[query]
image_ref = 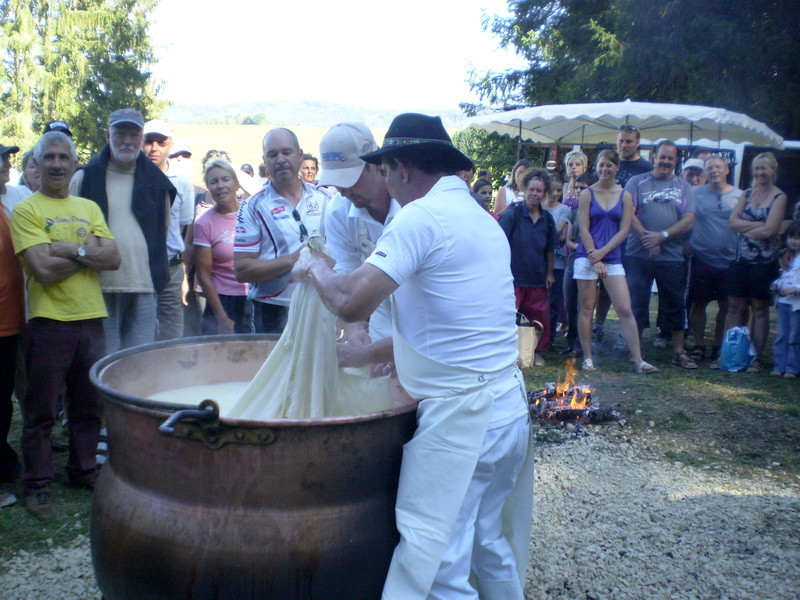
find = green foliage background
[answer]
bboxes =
[470,0,800,139]
[0,0,164,163]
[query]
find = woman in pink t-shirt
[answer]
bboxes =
[194,159,253,334]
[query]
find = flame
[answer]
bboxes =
[556,360,590,410]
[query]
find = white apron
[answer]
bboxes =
[382,321,535,600]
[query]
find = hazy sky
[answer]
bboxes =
[149,0,525,110]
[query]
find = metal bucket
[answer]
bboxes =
[89,335,418,600]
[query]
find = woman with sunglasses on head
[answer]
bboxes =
[193,158,253,334]
[494,158,530,215]
[574,149,657,374]
[724,152,787,373]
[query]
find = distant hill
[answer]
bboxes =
[163,100,468,129]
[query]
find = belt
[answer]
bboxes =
[169,254,183,267]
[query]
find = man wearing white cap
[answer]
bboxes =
[70,108,176,353]
[318,122,401,348]
[294,113,532,600]
[143,119,195,340]
[681,157,706,187]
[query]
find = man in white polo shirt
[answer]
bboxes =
[318,122,401,347]
[294,113,532,600]
[234,127,329,333]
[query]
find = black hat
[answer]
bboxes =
[44,120,73,137]
[360,113,473,171]
[0,144,20,157]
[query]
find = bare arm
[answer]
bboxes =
[294,251,398,323]
[195,245,234,334]
[494,187,508,214]
[49,235,120,272]
[26,236,120,284]
[234,247,304,284]
[577,189,595,253]
[735,194,787,240]
[337,336,394,368]
[641,211,695,249]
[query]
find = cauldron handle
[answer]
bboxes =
[159,399,219,434]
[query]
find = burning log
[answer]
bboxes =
[528,360,597,423]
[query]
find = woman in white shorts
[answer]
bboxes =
[574,149,657,374]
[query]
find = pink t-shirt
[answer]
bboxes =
[194,209,247,297]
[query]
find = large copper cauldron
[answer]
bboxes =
[89,335,418,600]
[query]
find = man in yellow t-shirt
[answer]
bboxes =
[11,132,120,520]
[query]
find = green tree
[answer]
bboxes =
[453,128,545,193]
[0,0,163,161]
[473,0,800,139]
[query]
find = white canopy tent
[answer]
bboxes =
[466,100,785,149]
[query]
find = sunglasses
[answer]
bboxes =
[618,125,638,132]
[292,209,308,243]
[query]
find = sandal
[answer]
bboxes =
[581,358,597,371]
[688,345,705,361]
[636,361,658,374]
[746,360,763,373]
[673,351,698,370]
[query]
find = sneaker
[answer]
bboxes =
[746,360,763,373]
[653,336,669,349]
[25,491,55,520]
[581,358,597,372]
[0,491,17,508]
[533,353,546,367]
[709,358,720,370]
[770,370,783,377]
[784,373,797,379]
[613,334,628,351]
[635,361,659,374]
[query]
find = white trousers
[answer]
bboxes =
[428,412,529,600]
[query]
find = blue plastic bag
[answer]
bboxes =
[719,326,757,372]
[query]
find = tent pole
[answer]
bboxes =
[517,120,522,161]
[690,122,694,146]
[718,124,722,149]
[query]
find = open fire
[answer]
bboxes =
[529,360,596,422]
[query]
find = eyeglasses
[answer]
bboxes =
[292,209,308,243]
[618,125,638,132]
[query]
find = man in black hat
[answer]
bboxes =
[294,113,532,600]
[43,120,73,138]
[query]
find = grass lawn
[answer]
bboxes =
[1,295,798,559]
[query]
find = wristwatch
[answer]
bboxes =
[75,244,87,260]
[661,231,669,239]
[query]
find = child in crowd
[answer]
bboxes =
[770,221,800,378]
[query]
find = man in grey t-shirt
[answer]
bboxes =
[687,156,742,364]
[623,140,696,368]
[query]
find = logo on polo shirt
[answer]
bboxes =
[306,199,320,213]
[375,251,387,258]
[271,205,286,215]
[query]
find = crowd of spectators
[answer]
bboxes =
[1,114,798,521]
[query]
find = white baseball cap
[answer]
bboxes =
[318,122,379,188]
[683,158,705,171]
[143,119,173,138]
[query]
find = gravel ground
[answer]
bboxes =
[2,426,798,600]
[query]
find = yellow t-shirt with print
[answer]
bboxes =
[11,192,113,321]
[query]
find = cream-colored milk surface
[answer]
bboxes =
[148,382,251,416]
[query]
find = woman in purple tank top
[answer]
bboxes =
[574,149,657,374]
